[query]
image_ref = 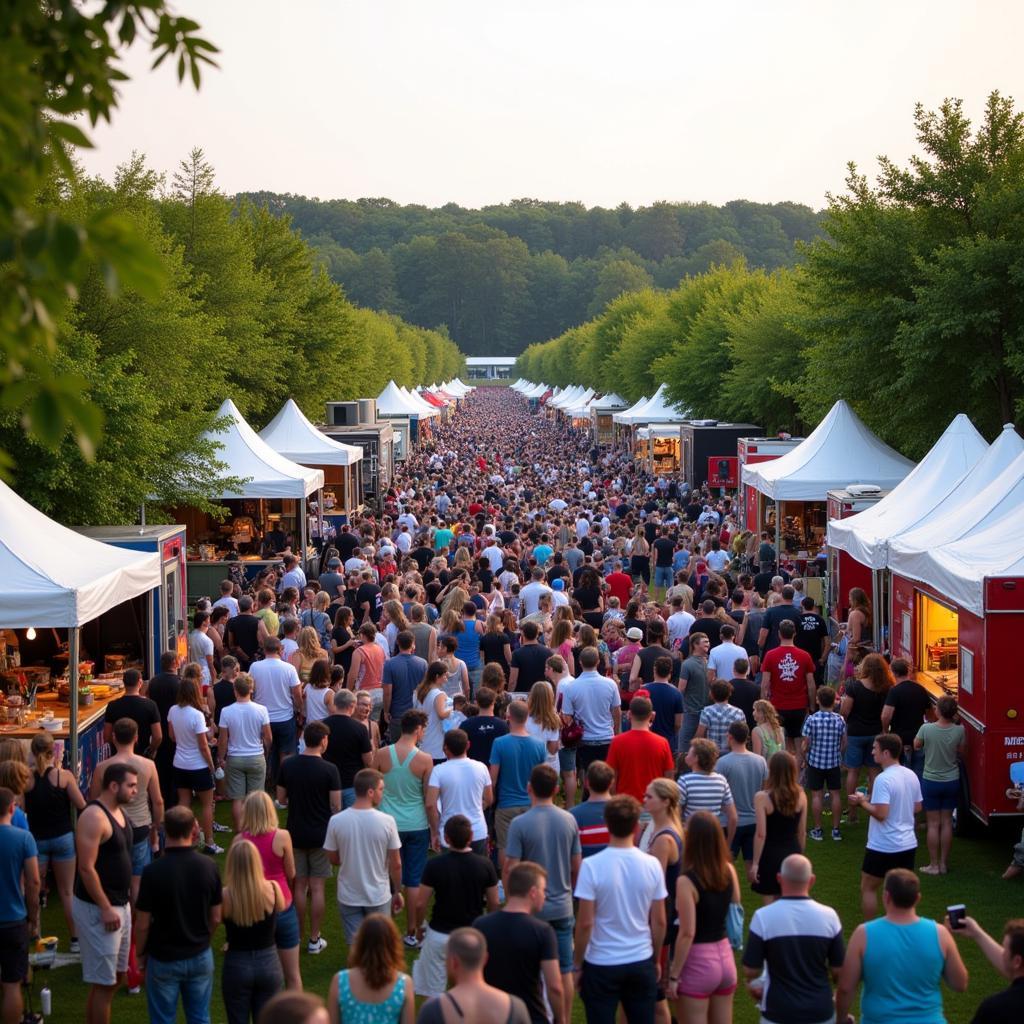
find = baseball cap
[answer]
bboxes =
[626,626,643,641]
[551,578,565,591]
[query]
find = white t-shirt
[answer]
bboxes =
[708,641,747,681]
[519,581,553,617]
[481,545,505,573]
[667,610,696,649]
[706,549,730,573]
[574,846,667,965]
[323,807,401,906]
[304,686,333,723]
[428,757,491,842]
[551,589,570,609]
[168,704,209,770]
[188,629,215,685]
[562,672,620,744]
[867,763,922,853]
[525,718,560,770]
[281,637,298,662]
[213,595,239,618]
[249,657,300,723]
[219,700,270,757]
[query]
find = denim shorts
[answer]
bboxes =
[548,915,575,973]
[922,776,959,812]
[131,836,152,877]
[398,829,430,887]
[35,831,75,865]
[558,747,577,773]
[275,901,300,950]
[844,734,877,769]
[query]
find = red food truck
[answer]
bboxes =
[738,436,804,531]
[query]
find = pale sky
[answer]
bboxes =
[80,0,1024,210]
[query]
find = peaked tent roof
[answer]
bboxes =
[612,395,651,424]
[0,481,161,628]
[259,399,364,467]
[399,385,440,418]
[204,399,324,499]
[449,377,474,392]
[417,390,447,408]
[741,400,914,501]
[888,428,1024,568]
[550,386,581,409]
[631,383,691,424]
[827,414,988,569]
[591,393,628,411]
[376,381,423,418]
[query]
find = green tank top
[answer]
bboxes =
[380,745,428,832]
[757,724,784,758]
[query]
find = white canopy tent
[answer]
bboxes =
[612,395,651,425]
[398,385,440,418]
[527,382,550,398]
[741,400,914,501]
[827,414,988,569]
[550,386,582,409]
[376,381,428,418]
[449,377,474,393]
[591,393,627,410]
[259,399,364,467]
[0,478,161,776]
[631,383,690,425]
[204,399,324,500]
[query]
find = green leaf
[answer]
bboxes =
[48,120,93,149]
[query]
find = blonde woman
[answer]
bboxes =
[300,591,333,650]
[381,600,410,655]
[237,791,300,990]
[526,681,561,770]
[453,545,474,572]
[221,839,286,1023]
[752,700,785,759]
[414,663,452,762]
[549,617,575,676]
[24,731,85,947]
[289,626,329,684]
[641,779,685,1024]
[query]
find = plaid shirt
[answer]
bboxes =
[801,710,847,769]
[699,701,746,753]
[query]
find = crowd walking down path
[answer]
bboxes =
[4,385,1023,1024]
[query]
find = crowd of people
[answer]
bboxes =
[1,386,1022,1024]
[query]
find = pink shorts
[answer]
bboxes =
[676,938,737,999]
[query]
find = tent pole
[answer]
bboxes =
[299,498,308,575]
[68,628,80,783]
[775,501,782,571]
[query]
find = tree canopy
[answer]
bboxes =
[516,92,1024,455]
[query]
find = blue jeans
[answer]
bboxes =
[146,948,214,1024]
[268,719,297,784]
[653,566,673,591]
[677,712,701,770]
[221,947,282,1024]
[341,787,357,809]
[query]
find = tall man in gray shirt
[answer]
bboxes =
[504,763,581,1024]
[716,721,768,864]
[678,631,710,759]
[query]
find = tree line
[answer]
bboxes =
[515,92,1024,461]
[243,193,823,356]
[1,148,464,526]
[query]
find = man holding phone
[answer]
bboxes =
[945,913,1024,1022]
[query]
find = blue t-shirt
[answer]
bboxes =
[642,682,685,752]
[533,544,553,567]
[570,800,610,858]
[11,807,28,831]
[381,653,428,719]
[0,823,37,921]
[489,734,545,808]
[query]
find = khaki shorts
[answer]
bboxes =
[495,805,528,850]
[412,925,449,998]
[293,846,332,878]
[225,755,266,799]
[72,897,131,986]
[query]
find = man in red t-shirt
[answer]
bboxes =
[760,618,816,757]
[605,562,634,608]
[606,696,675,801]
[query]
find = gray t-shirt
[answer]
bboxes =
[716,751,768,827]
[506,804,581,921]
[679,656,709,714]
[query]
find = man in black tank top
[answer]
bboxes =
[72,761,136,1024]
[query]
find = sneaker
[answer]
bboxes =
[832,828,842,841]
[128,986,141,995]
[202,843,224,856]
[69,937,80,955]
[809,827,824,841]
[403,933,420,948]
[212,822,232,833]
[307,935,328,955]
[274,799,288,810]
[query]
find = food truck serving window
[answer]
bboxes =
[916,592,959,680]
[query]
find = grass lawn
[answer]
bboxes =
[36,800,1020,1023]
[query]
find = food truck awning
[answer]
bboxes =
[204,399,324,500]
[741,399,914,501]
[827,414,988,569]
[888,472,1024,617]
[259,399,364,467]
[0,478,160,628]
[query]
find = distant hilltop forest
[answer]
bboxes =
[240,194,823,356]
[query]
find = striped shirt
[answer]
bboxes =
[570,800,610,858]
[677,771,733,822]
[801,711,847,770]
[699,702,747,753]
